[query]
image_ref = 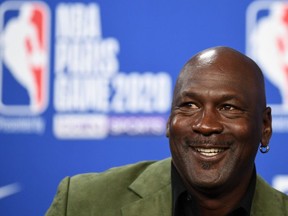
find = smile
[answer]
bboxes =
[194,148,225,157]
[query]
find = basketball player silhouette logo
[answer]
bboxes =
[249,2,288,107]
[0,2,49,115]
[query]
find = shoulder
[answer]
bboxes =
[68,158,171,213]
[45,158,172,216]
[251,175,288,215]
[255,175,288,200]
[70,158,171,188]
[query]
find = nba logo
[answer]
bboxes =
[246,1,288,109]
[0,1,50,115]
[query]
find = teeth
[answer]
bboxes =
[195,148,224,157]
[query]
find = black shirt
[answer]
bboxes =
[171,163,256,216]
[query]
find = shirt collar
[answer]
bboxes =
[171,163,187,214]
[171,163,256,215]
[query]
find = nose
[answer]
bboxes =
[191,108,224,136]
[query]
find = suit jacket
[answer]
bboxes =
[45,158,288,216]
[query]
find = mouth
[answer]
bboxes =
[194,147,227,157]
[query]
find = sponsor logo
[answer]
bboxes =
[0,1,49,134]
[0,183,21,200]
[0,1,50,115]
[247,1,288,132]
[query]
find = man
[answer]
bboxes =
[45,46,288,216]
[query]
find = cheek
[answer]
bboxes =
[169,115,191,135]
[228,118,261,142]
[168,116,189,155]
[227,119,261,156]
[168,115,196,166]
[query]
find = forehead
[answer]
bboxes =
[173,47,266,107]
[186,65,250,85]
[176,62,261,102]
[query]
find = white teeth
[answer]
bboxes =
[195,148,224,157]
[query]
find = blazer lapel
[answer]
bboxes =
[121,158,172,216]
[121,184,171,216]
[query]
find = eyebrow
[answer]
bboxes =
[181,91,245,102]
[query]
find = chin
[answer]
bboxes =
[186,167,231,191]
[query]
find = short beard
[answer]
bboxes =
[201,161,212,170]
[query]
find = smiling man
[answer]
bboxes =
[167,46,277,216]
[46,47,288,216]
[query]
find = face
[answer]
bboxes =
[167,50,272,192]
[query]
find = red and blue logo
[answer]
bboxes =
[247,1,288,108]
[0,1,50,115]
[247,1,288,132]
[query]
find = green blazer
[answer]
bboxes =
[45,158,288,216]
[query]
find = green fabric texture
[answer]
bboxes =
[45,158,288,216]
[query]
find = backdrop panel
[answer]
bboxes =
[0,1,287,215]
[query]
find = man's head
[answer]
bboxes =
[166,46,272,194]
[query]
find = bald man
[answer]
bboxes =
[46,47,288,216]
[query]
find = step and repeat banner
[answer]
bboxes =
[0,0,287,215]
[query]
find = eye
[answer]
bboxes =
[219,104,245,116]
[180,102,199,109]
[220,105,236,111]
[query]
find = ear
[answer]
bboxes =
[166,117,171,137]
[261,107,272,147]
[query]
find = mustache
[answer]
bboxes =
[183,137,234,147]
